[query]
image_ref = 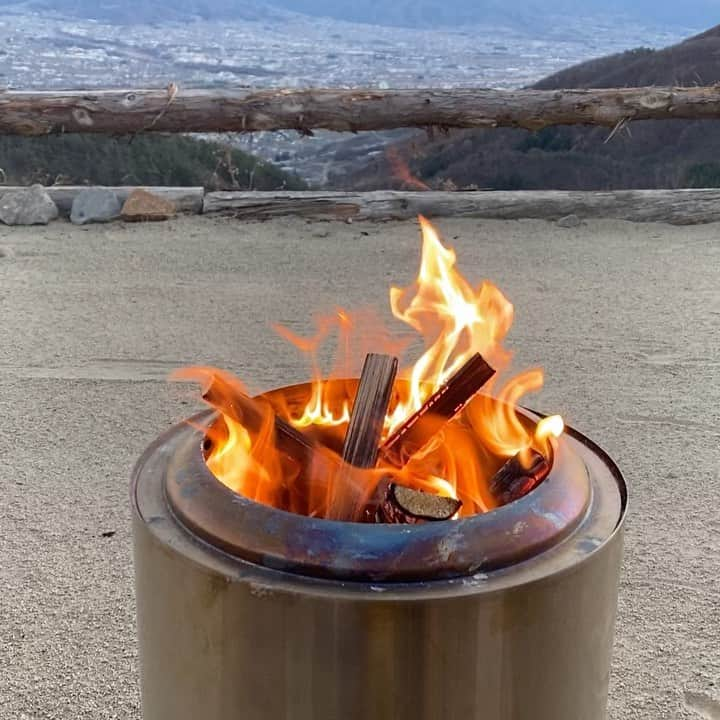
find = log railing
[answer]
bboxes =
[2,86,720,136]
[201,188,720,224]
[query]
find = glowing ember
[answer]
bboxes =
[174,216,564,521]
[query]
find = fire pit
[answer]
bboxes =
[131,217,627,720]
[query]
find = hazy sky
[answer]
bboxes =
[1,0,715,30]
[269,0,716,27]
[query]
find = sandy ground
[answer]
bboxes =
[0,215,718,719]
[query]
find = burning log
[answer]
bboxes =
[200,372,315,462]
[200,372,350,517]
[381,353,495,467]
[311,354,398,521]
[341,353,399,468]
[489,448,550,505]
[378,483,462,524]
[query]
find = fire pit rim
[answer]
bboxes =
[131,415,626,599]
[132,400,623,582]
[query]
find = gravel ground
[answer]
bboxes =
[0,215,718,719]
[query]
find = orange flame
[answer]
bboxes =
[387,215,514,430]
[386,147,430,191]
[178,217,564,520]
[173,367,293,510]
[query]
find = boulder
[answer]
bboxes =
[0,185,59,226]
[70,188,122,225]
[121,189,176,222]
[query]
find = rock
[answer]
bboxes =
[557,213,582,228]
[0,185,59,226]
[121,189,176,222]
[71,188,122,225]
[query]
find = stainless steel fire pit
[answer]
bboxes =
[131,387,626,720]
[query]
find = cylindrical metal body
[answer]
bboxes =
[132,405,626,720]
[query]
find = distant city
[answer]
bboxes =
[0,8,692,90]
[0,6,697,184]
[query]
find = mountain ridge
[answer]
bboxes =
[535,23,720,89]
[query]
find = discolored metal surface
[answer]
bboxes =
[132,385,627,720]
[162,402,594,581]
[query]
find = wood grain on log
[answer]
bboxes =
[2,86,720,136]
[0,185,204,215]
[202,188,720,225]
[377,483,463,524]
[341,354,398,469]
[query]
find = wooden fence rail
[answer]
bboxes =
[201,189,720,225]
[3,86,720,136]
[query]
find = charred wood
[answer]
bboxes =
[341,353,399,468]
[377,483,462,523]
[381,353,495,467]
[489,448,550,505]
[201,373,315,462]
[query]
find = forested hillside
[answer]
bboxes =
[0,134,305,190]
